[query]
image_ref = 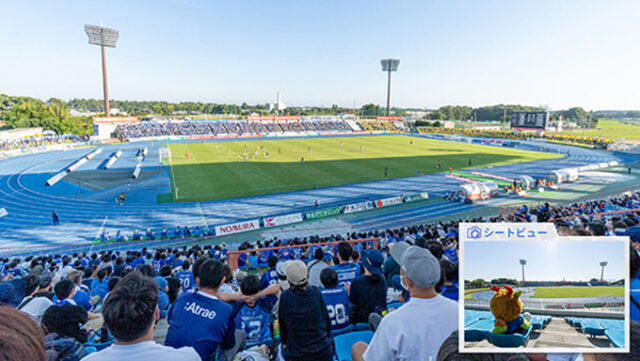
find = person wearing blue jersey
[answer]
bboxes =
[177,260,195,292]
[230,275,279,346]
[259,256,279,290]
[68,271,93,311]
[257,248,272,268]
[165,259,242,361]
[329,242,360,291]
[439,259,459,302]
[82,271,200,361]
[152,253,164,273]
[247,252,259,269]
[319,268,351,332]
[91,268,110,302]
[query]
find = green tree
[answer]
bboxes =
[360,103,381,116]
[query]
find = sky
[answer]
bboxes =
[464,240,626,282]
[1,0,639,110]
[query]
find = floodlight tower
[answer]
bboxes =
[519,259,527,283]
[600,261,608,281]
[84,25,119,117]
[380,59,400,116]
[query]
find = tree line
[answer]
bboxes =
[2,93,632,136]
[424,104,597,127]
[0,94,93,136]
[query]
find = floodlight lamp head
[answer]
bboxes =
[84,24,119,47]
[519,259,527,265]
[381,59,400,72]
[600,261,608,267]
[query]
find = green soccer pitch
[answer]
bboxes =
[532,286,624,299]
[164,135,560,202]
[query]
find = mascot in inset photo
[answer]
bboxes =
[489,285,531,334]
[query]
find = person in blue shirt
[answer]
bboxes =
[259,256,279,290]
[146,228,155,240]
[165,259,240,361]
[329,242,360,291]
[258,249,272,268]
[319,268,351,332]
[68,271,93,311]
[152,253,164,273]
[4,261,22,278]
[230,275,278,347]
[90,268,110,302]
[177,259,195,292]
[439,259,458,302]
[173,226,182,239]
[247,252,259,269]
[161,227,169,239]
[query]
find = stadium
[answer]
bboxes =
[2,2,640,361]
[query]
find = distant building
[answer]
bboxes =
[69,109,97,117]
[443,120,455,129]
[266,92,286,112]
[404,110,431,120]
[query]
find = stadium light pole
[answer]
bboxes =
[519,259,527,283]
[380,59,399,116]
[84,25,119,117]
[600,261,608,281]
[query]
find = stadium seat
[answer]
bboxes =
[485,326,532,348]
[84,347,97,354]
[604,329,625,348]
[84,339,115,351]
[84,331,115,351]
[333,330,374,361]
[582,319,607,336]
[530,315,547,330]
[386,302,404,312]
[332,325,354,336]
[354,323,370,331]
[464,318,495,342]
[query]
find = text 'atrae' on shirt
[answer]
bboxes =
[165,291,235,361]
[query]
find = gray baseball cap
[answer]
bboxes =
[390,241,440,288]
[284,260,308,286]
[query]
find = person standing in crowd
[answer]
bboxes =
[320,268,351,332]
[52,211,59,226]
[352,242,458,361]
[165,259,241,361]
[349,249,387,324]
[279,260,333,361]
[308,248,329,287]
[330,242,360,291]
[83,271,201,361]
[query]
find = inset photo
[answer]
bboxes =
[461,232,629,353]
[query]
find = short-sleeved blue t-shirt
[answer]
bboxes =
[165,291,236,361]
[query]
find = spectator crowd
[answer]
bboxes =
[114,120,353,140]
[0,189,639,360]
